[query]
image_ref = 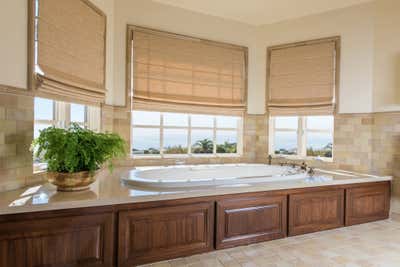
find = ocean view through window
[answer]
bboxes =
[270,116,333,159]
[131,111,243,157]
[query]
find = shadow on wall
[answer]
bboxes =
[395,53,400,103]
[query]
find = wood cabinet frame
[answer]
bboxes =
[216,194,287,249]
[0,181,390,266]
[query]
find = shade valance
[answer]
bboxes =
[129,26,247,112]
[267,37,339,115]
[32,0,106,106]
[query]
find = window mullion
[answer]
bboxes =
[268,117,274,155]
[298,117,306,157]
[213,117,217,154]
[188,116,192,155]
[160,113,164,157]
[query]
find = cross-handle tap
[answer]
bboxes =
[307,166,315,176]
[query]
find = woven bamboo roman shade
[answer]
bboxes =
[33,0,106,106]
[129,26,247,115]
[267,37,339,115]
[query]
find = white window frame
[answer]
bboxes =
[33,97,100,172]
[269,116,334,161]
[131,111,243,158]
[34,101,88,129]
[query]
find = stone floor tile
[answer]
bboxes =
[139,219,400,267]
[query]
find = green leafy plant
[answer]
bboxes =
[32,123,126,174]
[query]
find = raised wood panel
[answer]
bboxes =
[289,189,344,236]
[118,202,214,267]
[0,212,114,267]
[216,195,287,249]
[346,182,390,226]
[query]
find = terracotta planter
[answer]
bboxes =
[47,171,97,191]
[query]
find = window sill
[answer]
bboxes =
[271,154,333,163]
[130,153,242,160]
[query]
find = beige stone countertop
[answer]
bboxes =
[0,166,392,216]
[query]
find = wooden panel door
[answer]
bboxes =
[0,212,114,267]
[216,195,287,249]
[346,182,390,226]
[118,202,214,266]
[289,189,344,236]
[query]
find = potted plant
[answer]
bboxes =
[32,123,126,191]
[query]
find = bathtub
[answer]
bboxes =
[121,164,331,189]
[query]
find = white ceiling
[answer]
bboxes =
[152,0,372,26]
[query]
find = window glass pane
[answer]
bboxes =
[34,123,52,139]
[191,130,213,154]
[163,129,188,154]
[274,131,297,155]
[216,130,237,153]
[34,98,53,120]
[132,111,160,126]
[216,116,239,128]
[70,103,85,123]
[307,116,333,130]
[132,128,160,155]
[307,132,333,158]
[191,114,214,127]
[275,116,298,129]
[164,112,188,127]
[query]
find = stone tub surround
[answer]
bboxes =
[0,166,391,216]
[270,112,400,207]
[0,83,400,209]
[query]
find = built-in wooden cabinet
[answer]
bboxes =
[345,182,390,226]
[0,181,391,267]
[118,202,214,267]
[216,194,287,249]
[288,189,345,236]
[0,209,114,267]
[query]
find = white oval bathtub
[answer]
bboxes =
[121,164,325,189]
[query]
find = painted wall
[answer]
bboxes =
[258,3,375,114]
[0,0,115,104]
[89,0,115,104]
[372,0,400,112]
[2,0,399,114]
[112,0,261,112]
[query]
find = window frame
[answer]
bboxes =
[269,116,334,161]
[33,97,96,173]
[131,111,243,158]
[34,99,89,131]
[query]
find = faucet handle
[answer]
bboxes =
[307,166,315,176]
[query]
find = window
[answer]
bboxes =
[128,25,247,115]
[33,97,100,172]
[131,111,242,157]
[30,0,106,105]
[269,116,333,159]
[267,37,339,115]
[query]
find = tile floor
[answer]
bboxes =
[140,215,400,267]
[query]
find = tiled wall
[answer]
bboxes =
[0,87,41,191]
[0,86,399,209]
[269,113,400,210]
